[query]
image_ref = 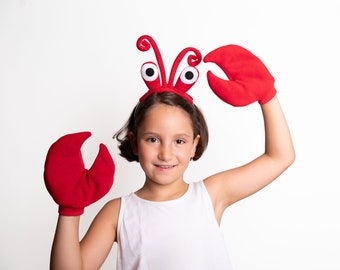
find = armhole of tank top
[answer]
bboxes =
[199,181,213,206]
[199,181,221,227]
[116,196,126,240]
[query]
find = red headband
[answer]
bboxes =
[137,35,202,104]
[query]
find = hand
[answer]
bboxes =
[204,44,276,106]
[44,132,115,216]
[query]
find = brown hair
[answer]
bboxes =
[113,92,209,162]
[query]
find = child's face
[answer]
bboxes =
[132,103,200,186]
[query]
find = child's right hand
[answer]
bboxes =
[43,132,115,216]
[203,44,277,106]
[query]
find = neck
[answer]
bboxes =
[135,179,189,202]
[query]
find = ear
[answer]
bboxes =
[191,135,200,157]
[128,132,138,155]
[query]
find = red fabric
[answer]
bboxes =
[204,45,276,106]
[44,132,115,216]
[137,35,201,104]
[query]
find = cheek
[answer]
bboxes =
[137,143,154,160]
[177,146,195,161]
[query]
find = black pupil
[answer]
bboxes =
[185,71,194,80]
[146,68,155,77]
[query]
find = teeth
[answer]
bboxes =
[157,165,174,168]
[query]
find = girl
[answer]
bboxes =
[45,36,295,269]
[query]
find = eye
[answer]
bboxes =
[176,139,186,145]
[146,137,159,143]
[141,62,159,82]
[174,66,199,92]
[179,66,199,84]
[140,62,162,92]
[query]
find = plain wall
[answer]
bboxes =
[1,0,339,269]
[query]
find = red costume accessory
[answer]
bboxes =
[44,132,115,216]
[204,44,277,106]
[137,35,202,104]
[137,35,276,106]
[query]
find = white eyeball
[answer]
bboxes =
[141,62,159,82]
[179,66,199,85]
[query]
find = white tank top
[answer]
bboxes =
[116,181,233,270]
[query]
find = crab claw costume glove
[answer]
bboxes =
[44,132,115,216]
[203,45,276,106]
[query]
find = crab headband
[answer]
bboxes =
[137,35,202,104]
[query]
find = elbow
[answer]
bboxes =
[283,147,296,170]
[269,146,296,172]
[289,143,296,165]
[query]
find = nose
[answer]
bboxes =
[158,143,172,161]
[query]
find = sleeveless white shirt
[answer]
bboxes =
[116,181,233,270]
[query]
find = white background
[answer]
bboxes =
[1,0,339,269]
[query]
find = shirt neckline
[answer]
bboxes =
[131,182,194,205]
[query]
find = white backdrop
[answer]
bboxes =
[1,0,339,269]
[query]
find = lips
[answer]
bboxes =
[155,164,176,169]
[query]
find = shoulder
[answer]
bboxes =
[90,198,122,239]
[104,197,122,209]
[99,197,121,222]
[79,197,122,256]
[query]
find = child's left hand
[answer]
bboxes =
[203,45,276,106]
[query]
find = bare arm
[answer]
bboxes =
[50,199,120,270]
[44,132,117,269]
[50,216,82,270]
[205,96,295,221]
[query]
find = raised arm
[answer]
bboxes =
[50,216,82,269]
[203,45,295,222]
[50,199,120,270]
[208,96,294,208]
[44,132,116,269]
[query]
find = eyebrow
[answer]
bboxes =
[141,132,192,139]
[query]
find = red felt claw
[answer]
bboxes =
[44,131,115,216]
[203,45,276,106]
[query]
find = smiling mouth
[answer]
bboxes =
[155,164,176,169]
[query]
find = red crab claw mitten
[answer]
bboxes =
[203,45,276,106]
[44,131,115,216]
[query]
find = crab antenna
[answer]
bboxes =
[136,35,167,86]
[168,47,202,87]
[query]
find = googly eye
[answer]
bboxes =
[174,66,199,92]
[140,62,162,92]
[179,66,199,85]
[141,62,159,82]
